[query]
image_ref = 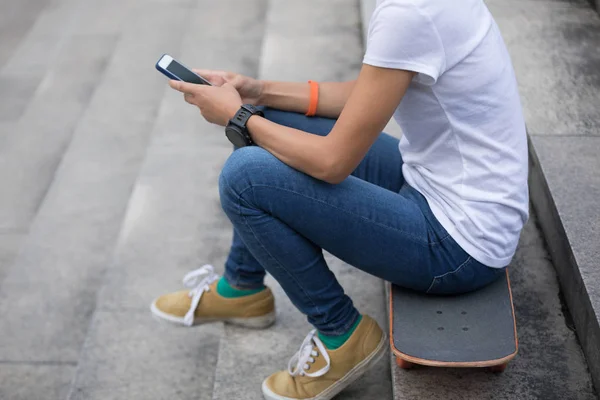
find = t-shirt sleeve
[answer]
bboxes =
[363,1,446,85]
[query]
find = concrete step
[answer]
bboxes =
[488,0,600,390]
[0,0,51,69]
[0,0,84,123]
[0,1,193,398]
[66,1,270,398]
[0,0,128,280]
[0,232,24,285]
[65,113,226,399]
[210,1,393,399]
[0,32,117,240]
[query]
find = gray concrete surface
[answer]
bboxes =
[0,33,116,233]
[529,137,599,303]
[529,136,600,393]
[0,0,84,122]
[486,0,600,391]
[68,1,268,398]
[487,0,600,137]
[0,0,192,398]
[0,232,24,283]
[0,0,50,68]
[0,0,189,359]
[0,363,76,400]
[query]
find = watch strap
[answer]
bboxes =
[230,104,263,130]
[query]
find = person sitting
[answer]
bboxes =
[151,0,529,398]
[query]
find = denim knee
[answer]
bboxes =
[219,146,277,215]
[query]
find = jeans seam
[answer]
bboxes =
[224,272,239,287]
[224,271,264,290]
[236,183,439,246]
[225,177,326,321]
[435,232,453,245]
[426,256,472,294]
[239,202,325,321]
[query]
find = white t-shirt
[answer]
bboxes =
[363,0,529,268]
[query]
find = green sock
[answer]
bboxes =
[318,315,363,350]
[216,277,264,298]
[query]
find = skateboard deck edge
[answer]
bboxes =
[388,269,518,368]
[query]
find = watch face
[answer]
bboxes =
[226,127,249,148]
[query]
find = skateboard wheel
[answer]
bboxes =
[395,357,414,369]
[489,363,508,373]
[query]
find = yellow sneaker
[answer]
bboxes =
[262,315,386,400]
[150,265,275,329]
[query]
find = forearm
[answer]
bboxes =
[258,80,355,119]
[246,65,413,185]
[247,116,339,182]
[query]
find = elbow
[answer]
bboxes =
[322,173,347,185]
[317,157,350,185]
[309,138,351,184]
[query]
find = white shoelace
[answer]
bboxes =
[182,264,220,326]
[288,329,331,378]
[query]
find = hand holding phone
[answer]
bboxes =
[155,54,212,85]
[156,54,266,127]
[157,55,264,106]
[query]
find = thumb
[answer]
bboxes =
[169,79,197,94]
[222,82,238,92]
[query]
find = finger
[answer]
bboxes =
[183,93,195,104]
[192,69,227,85]
[169,79,198,94]
[222,82,242,94]
[192,69,228,78]
[230,76,245,88]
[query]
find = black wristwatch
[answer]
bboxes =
[225,104,264,147]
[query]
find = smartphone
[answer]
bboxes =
[155,54,211,85]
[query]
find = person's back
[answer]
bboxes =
[365,0,529,268]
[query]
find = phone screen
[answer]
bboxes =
[166,60,210,85]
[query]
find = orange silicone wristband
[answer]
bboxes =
[306,80,319,117]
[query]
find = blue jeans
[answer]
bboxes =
[219,109,505,336]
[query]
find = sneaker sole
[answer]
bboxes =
[150,300,276,329]
[261,332,388,400]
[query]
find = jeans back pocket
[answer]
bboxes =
[427,257,505,295]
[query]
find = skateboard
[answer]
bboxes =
[389,269,517,372]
